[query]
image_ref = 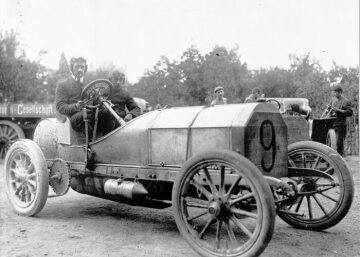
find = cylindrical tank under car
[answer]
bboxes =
[70,175,147,201]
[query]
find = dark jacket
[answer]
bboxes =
[330,95,353,127]
[55,76,83,117]
[110,87,141,118]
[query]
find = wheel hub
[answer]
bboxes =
[301,179,317,192]
[0,136,8,147]
[208,202,221,216]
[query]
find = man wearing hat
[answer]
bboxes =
[211,86,228,105]
[55,56,90,133]
[327,85,353,156]
[97,70,141,134]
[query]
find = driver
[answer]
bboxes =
[97,70,141,134]
[55,56,90,133]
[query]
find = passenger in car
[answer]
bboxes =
[97,70,141,134]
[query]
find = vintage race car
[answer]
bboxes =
[4,80,354,257]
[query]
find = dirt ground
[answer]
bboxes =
[0,157,359,257]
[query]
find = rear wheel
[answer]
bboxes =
[4,139,49,216]
[279,141,354,230]
[326,129,337,151]
[0,120,25,159]
[172,150,275,257]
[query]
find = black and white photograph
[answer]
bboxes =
[0,0,359,256]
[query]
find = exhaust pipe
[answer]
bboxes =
[104,179,148,200]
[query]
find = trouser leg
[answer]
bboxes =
[70,110,94,137]
[97,109,117,135]
[70,111,85,132]
[334,126,347,156]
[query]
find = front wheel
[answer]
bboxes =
[279,141,354,230]
[4,139,49,216]
[172,150,275,257]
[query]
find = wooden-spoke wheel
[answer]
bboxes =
[4,139,49,216]
[172,150,275,257]
[0,120,25,159]
[280,141,354,231]
[326,129,337,151]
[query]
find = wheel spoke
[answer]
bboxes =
[288,159,297,167]
[312,156,321,169]
[226,175,242,198]
[190,179,212,200]
[0,126,4,136]
[225,220,238,247]
[27,163,35,174]
[28,173,37,180]
[307,196,313,219]
[28,180,37,189]
[220,165,225,194]
[319,192,338,203]
[215,220,222,249]
[7,130,17,139]
[302,153,306,168]
[10,168,21,178]
[317,186,338,194]
[26,191,32,202]
[324,167,334,174]
[231,207,258,219]
[3,125,8,136]
[203,166,218,195]
[230,216,253,238]
[229,192,254,206]
[312,194,328,216]
[198,218,213,239]
[185,197,208,209]
[187,210,208,222]
[295,195,304,212]
[15,184,23,195]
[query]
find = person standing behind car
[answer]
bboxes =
[55,57,90,132]
[211,86,228,105]
[97,70,141,134]
[327,85,353,156]
[244,87,264,103]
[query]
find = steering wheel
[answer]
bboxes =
[80,79,113,109]
[265,99,281,110]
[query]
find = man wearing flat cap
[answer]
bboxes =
[55,56,90,132]
[327,84,353,156]
[211,86,228,105]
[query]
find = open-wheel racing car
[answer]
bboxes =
[4,79,354,257]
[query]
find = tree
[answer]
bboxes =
[0,30,46,103]
[58,51,70,76]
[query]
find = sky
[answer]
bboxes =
[1,0,358,83]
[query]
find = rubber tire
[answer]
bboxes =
[0,120,25,159]
[4,139,49,216]
[326,129,337,151]
[280,141,354,231]
[172,149,275,257]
